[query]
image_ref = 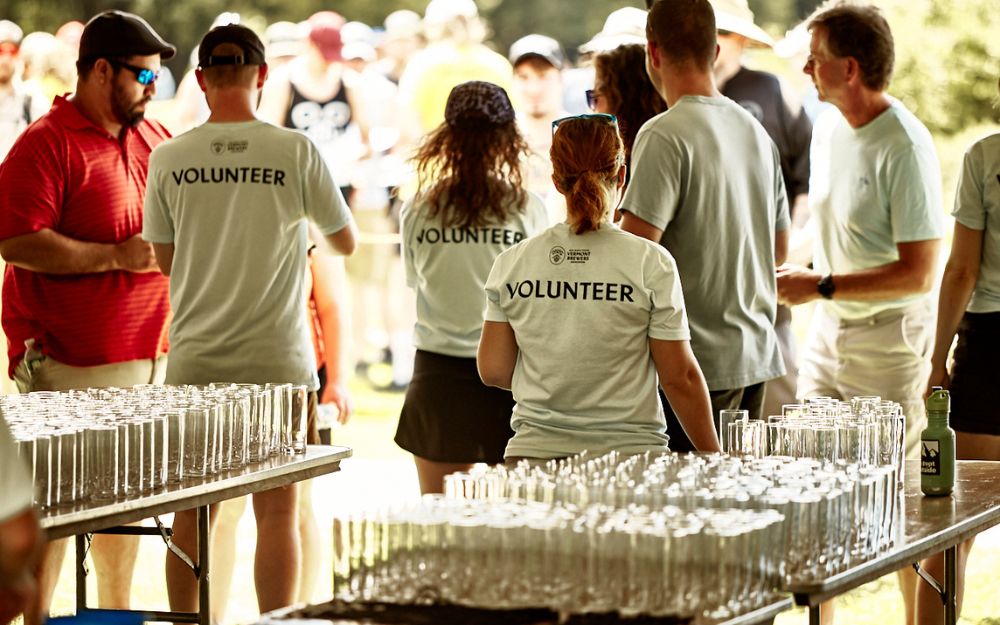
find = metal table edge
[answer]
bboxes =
[787,477,1000,605]
[708,596,795,625]
[40,445,352,540]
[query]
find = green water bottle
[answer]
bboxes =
[921,387,955,496]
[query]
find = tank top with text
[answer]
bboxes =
[283,81,360,188]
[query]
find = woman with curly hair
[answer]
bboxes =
[478,115,719,462]
[589,43,667,170]
[394,81,549,493]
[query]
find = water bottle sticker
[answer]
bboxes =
[921,440,941,476]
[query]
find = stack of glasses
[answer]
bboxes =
[4,383,311,510]
[333,494,783,620]
[721,396,906,491]
[332,445,902,620]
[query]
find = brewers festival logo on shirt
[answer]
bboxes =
[211,140,250,155]
[549,246,566,265]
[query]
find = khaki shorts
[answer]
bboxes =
[13,353,167,393]
[798,301,933,460]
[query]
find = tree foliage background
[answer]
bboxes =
[0,0,996,135]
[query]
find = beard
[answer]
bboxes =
[111,83,149,127]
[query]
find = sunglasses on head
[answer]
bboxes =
[110,60,161,86]
[551,113,618,136]
[585,89,601,111]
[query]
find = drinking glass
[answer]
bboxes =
[289,385,309,454]
[31,434,52,509]
[85,426,118,502]
[52,429,77,507]
[265,383,291,457]
[163,410,185,484]
[719,410,748,453]
[182,406,210,479]
[812,425,839,466]
[230,394,250,468]
[148,415,168,490]
[120,420,143,497]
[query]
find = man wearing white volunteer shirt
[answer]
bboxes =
[143,24,356,614]
[620,0,789,451]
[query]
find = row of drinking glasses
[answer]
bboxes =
[4,383,311,510]
[332,496,785,620]
[442,451,901,586]
[720,397,907,583]
[722,397,906,492]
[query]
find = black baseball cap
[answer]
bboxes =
[78,11,175,61]
[198,24,266,68]
[508,34,565,70]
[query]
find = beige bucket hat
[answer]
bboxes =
[578,7,648,55]
[711,0,774,47]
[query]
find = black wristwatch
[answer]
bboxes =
[817,274,836,299]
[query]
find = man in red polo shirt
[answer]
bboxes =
[0,11,174,619]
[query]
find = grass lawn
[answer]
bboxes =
[46,377,1000,625]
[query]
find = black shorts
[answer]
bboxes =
[949,312,1000,436]
[394,350,515,464]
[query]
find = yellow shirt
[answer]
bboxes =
[399,41,513,133]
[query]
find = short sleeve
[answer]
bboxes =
[646,247,691,341]
[0,126,65,239]
[301,139,352,235]
[772,143,791,233]
[0,419,33,522]
[619,127,683,231]
[887,144,945,243]
[400,200,418,288]
[483,252,509,323]
[142,149,175,244]
[951,142,985,231]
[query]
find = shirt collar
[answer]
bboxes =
[50,95,132,139]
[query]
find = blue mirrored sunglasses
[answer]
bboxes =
[111,60,161,86]
[551,113,618,136]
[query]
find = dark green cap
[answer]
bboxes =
[926,387,950,413]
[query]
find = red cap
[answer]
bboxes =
[308,11,344,62]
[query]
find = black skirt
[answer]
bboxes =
[394,349,515,464]
[949,311,1000,436]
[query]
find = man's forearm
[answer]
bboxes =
[0,229,120,274]
[830,260,936,301]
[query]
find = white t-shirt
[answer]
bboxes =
[0,418,33,522]
[143,120,353,388]
[484,223,690,459]
[810,99,945,319]
[952,132,1000,313]
[403,187,548,358]
[621,95,789,391]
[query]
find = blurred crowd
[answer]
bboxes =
[0,0,821,399]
